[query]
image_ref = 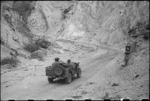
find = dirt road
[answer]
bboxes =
[1,49,118,100]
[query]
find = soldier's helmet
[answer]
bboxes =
[67,59,71,63]
[55,57,59,62]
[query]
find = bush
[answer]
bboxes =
[1,57,19,67]
[24,38,51,53]
[128,21,149,40]
[35,38,51,49]
[24,43,40,53]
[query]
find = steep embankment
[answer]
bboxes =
[27,1,149,45]
[1,1,149,59]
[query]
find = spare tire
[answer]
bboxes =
[53,65,63,76]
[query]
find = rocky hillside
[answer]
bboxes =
[1,1,149,65]
[28,1,149,44]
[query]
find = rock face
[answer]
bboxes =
[0,1,149,57]
[26,1,149,45]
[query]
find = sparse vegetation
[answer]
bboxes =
[128,21,149,40]
[24,38,51,53]
[35,38,51,49]
[1,57,19,67]
[24,43,40,53]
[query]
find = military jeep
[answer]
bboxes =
[45,62,81,84]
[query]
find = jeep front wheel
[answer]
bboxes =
[77,68,81,78]
[65,73,72,84]
[48,77,53,83]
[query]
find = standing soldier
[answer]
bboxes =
[122,37,132,67]
[122,36,137,67]
[123,46,131,67]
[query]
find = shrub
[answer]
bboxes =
[35,38,51,49]
[24,43,40,53]
[24,38,51,53]
[128,21,149,40]
[1,57,19,67]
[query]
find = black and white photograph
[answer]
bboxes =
[1,1,149,100]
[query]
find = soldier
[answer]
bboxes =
[67,59,76,69]
[124,50,130,66]
[52,57,60,66]
[67,59,72,68]
[122,35,137,67]
[122,44,132,67]
[52,57,66,67]
[67,59,71,64]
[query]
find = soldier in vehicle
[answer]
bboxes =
[67,59,76,69]
[52,57,64,65]
[67,59,71,64]
[52,57,60,66]
[67,59,72,68]
[52,57,66,68]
